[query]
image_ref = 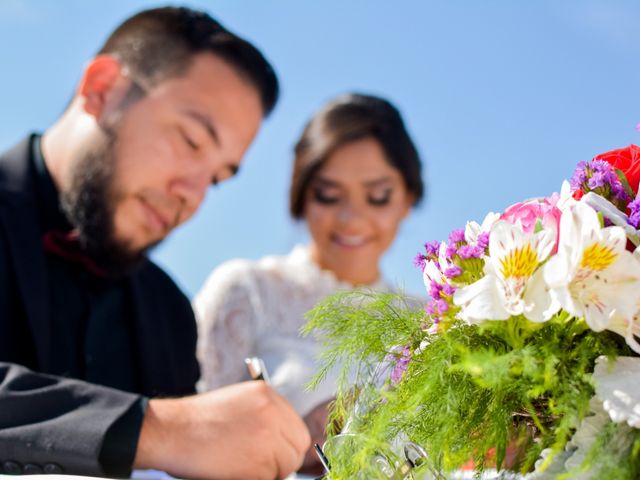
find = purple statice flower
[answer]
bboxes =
[591,160,630,201]
[442,283,457,296]
[477,231,490,249]
[611,181,632,204]
[587,170,607,189]
[570,159,631,204]
[426,289,450,317]
[436,298,449,314]
[629,197,640,229]
[587,159,617,185]
[425,302,436,316]
[444,265,462,278]
[424,241,440,258]
[414,253,427,271]
[457,244,484,259]
[448,229,465,244]
[390,345,412,384]
[445,243,457,258]
[570,161,588,191]
[428,281,443,299]
[636,123,640,133]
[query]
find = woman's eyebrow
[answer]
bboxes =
[313,175,394,188]
[312,176,340,188]
[364,177,393,188]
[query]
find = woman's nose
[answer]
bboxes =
[336,200,366,224]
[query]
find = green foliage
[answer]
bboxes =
[304,290,640,479]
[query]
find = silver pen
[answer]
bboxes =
[244,358,301,480]
[244,356,271,384]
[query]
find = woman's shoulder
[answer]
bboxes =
[195,249,303,298]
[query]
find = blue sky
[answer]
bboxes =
[1,1,639,297]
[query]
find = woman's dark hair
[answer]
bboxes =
[98,6,278,115]
[289,93,424,218]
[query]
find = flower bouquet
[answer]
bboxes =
[304,145,640,479]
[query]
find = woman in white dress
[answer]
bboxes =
[193,93,424,471]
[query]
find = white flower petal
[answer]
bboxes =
[581,192,640,241]
[597,225,627,255]
[523,268,559,322]
[533,227,555,262]
[464,220,482,245]
[488,220,526,263]
[593,355,640,428]
[423,259,444,287]
[582,304,613,332]
[437,240,449,270]
[555,180,578,212]
[607,314,640,354]
[453,276,510,323]
[480,211,500,232]
[543,253,573,289]
[549,285,582,319]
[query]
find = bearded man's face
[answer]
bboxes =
[63,53,264,275]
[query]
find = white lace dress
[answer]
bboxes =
[193,245,388,416]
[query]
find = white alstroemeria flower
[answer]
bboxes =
[422,241,448,289]
[464,212,500,245]
[422,258,443,289]
[581,192,640,246]
[453,220,556,324]
[607,250,640,353]
[593,355,640,427]
[607,310,640,353]
[555,180,578,212]
[543,202,640,332]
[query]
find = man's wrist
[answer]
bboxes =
[133,398,180,472]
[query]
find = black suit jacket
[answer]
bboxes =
[0,137,200,475]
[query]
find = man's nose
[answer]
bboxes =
[168,171,210,218]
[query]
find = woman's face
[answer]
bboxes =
[304,136,414,285]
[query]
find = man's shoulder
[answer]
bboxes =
[0,135,36,202]
[132,260,187,297]
[129,260,195,329]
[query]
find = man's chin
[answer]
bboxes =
[87,238,158,278]
[94,248,148,277]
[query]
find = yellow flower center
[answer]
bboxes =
[580,243,617,271]
[500,245,538,278]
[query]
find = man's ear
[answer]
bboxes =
[77,55,124,118]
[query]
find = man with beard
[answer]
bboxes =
[0,6,309,480]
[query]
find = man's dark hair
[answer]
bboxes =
[290,93,424,218]
[98,6,278,115]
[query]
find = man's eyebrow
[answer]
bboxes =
[212,164,240,186]
[184,110,220,145]
[228,165,240,177]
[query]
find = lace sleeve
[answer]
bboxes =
[193,260,263,390]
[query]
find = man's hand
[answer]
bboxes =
[134,381,311,479]
[299,399,331,475]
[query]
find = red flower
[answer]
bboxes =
[594,144,640,194]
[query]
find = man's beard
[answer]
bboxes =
[60,131,154,277]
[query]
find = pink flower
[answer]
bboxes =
[501,198,562,252]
